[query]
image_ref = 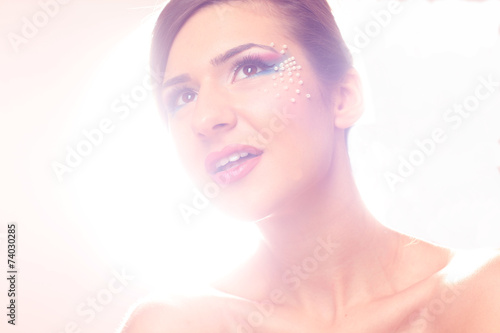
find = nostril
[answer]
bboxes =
[213,123,228,131]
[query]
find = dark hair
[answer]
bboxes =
[150,0,352,108]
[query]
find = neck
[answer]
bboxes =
[255,142,402,314]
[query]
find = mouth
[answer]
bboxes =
[205,144,263,185]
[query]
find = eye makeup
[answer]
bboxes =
[163,85,198,114]
[163,49,281,114]
[233,43,312,104]
[269,43,312,103]
[230,53,279,83]
[162,43,311,114]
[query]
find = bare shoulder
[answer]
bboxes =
[120,298,202,333]
[439,249,500,332]
[120,294,236,333]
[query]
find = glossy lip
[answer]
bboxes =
[205,144,263,185]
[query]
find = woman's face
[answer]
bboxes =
[163,3,341,220]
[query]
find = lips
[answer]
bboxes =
[205,144,263,185]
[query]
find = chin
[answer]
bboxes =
[211,191,276,222]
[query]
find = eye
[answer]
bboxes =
[242,65,259,76]
[232,57,274,82]
[178,91,197,105]
[233,64,263,81]
[167,89,198,112]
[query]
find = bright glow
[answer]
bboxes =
[66,16,261,295]
[442,249,499,284]
[384,1,499,58]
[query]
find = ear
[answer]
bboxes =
[333,68,364,129]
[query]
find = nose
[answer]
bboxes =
[191,83,237,139]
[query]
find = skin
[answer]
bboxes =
[122,3,500,332]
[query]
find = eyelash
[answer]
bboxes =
[231,54,275,82]
[165,55,276,114]
[165,85,196,114]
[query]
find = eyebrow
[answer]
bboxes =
[210,43,278,66]
[162,73,191,90]
[162,43,278,90]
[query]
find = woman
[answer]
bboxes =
[122,0,500,332]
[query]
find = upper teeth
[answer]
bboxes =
[216,152,249,169]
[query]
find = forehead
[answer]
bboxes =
[165,2,290,76]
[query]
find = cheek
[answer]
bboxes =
[237,46,318,146]
[267,44,313,106]
[272,64,310,103]
[237,44,314,109]
[170,126,206,182]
